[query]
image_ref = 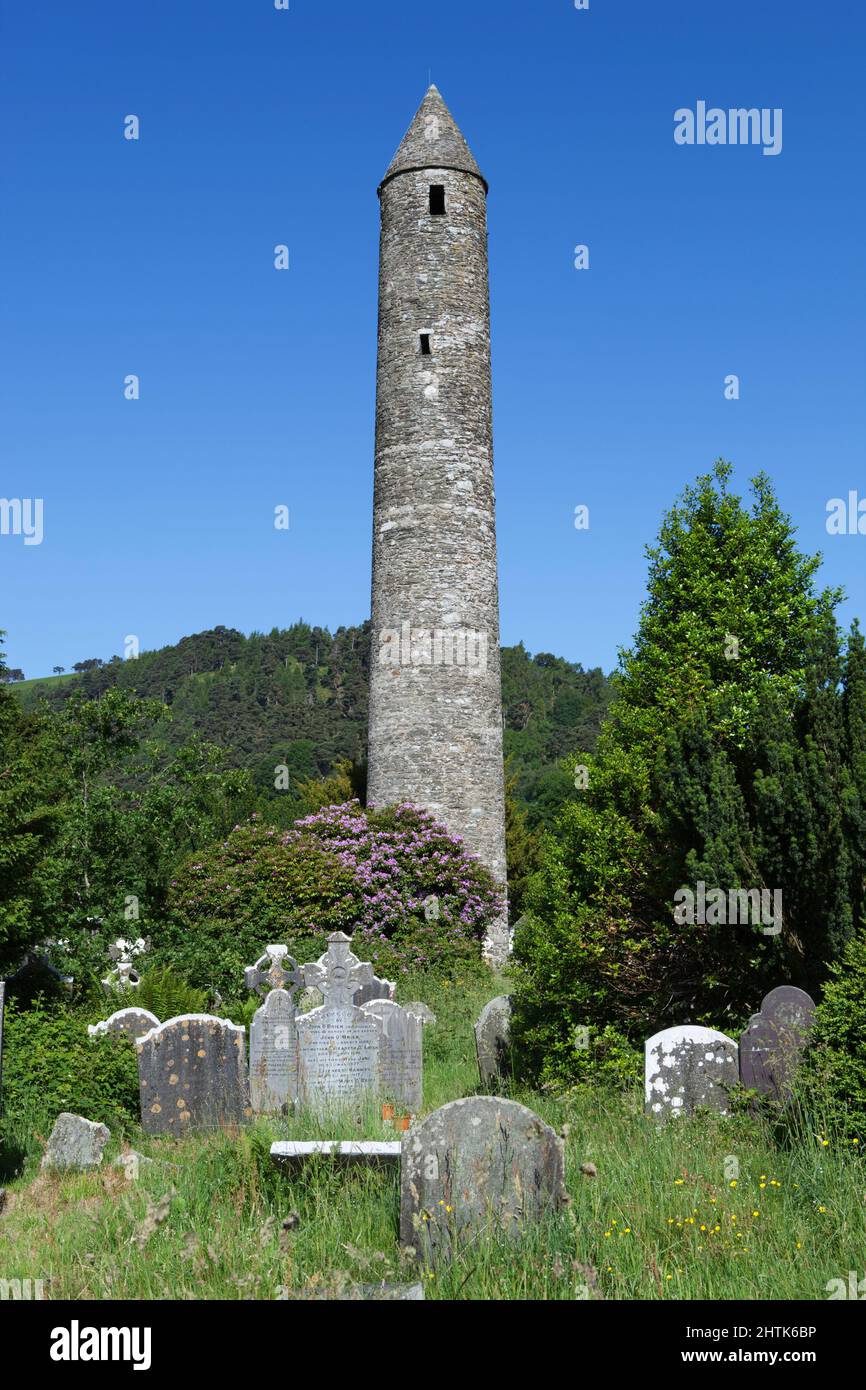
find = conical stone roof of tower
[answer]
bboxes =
[379,85,487,193]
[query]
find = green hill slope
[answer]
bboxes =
[15,623,612,822]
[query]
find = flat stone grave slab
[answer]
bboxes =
[270,1141,401,1165]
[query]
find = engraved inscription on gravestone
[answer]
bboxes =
[361,998,423,1111]
[244,946,304,1114]
[250,989,298,1114]
[297,1008,380,1109]
[297,933,380,1111]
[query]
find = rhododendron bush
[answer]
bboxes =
[154,801,502,998]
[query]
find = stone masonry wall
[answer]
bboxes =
[367,160,508,964]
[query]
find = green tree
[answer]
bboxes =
[0,632,61,972]
[513,463,860,1084]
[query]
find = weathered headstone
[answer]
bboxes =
[302,931,374,1003]
[404,1002,436,1026]
[243,944,304,998]
[400,1097,567,1262]
[244,946,304,1114]
[361,998,423,1111]
[297,933,381,1113]
[136,1015,251,1135]
[41,1113,110,1171]
[474,995,513,1086]
[88,1007,160,1041]
[353,973,395,1007]
[250,989,298,1114]
[297,987,323,1014]
[113,1150,152,1180]
[645,1025,739,1118]
[740,985,816,1099]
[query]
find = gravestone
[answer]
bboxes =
[645,1025,739,1119]
[404,1002,436,1026]
[361,998,423,1110]
[243,944,304,998]
[88,1007,160,1041]
[400,1097,567,1263]
[7,952,72,1002]
[297,988,323,1014]
[101,939,147,996]
[250,990,298,1114]
[353,973,395,1007]
[136,1015,251,1135]
[297,933,381,1113]
[42,1113,110,1171]
[474,995,513,1086]
[244,946,304,1114]
[740,985,816,1099]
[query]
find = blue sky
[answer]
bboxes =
[2,0,864,679]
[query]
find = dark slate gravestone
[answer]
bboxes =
[400,1097,567,1263]
[136,1015,251,1135]
[41,1113,110,1171]
[361,998,423,1111]
[740,985,816,1099]
[88,1007,160,1041]
[474,995,513,1087]
[645,1026,739,1119]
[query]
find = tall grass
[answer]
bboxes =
[1,970,862,1300]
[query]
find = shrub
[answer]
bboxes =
[1,998,140,1140]
[132,966,208,1020]
[152,801,503,1000]
[797,928,866,1143]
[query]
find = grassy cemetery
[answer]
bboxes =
[2,466,865,1303]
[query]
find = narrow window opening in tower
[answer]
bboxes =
[419,333,432,356]
[429,184,446,216]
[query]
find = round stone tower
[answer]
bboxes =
[367,86,508,965]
